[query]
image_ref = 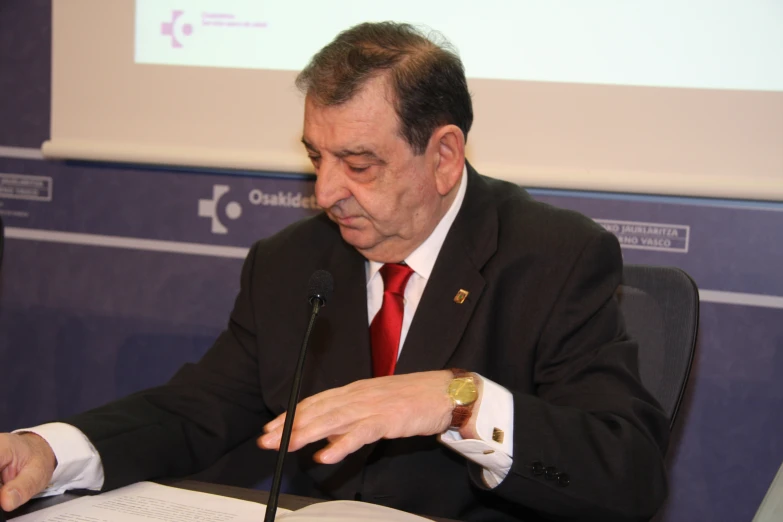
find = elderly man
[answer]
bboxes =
[0,22,668,521]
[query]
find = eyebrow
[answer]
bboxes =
[301,138,386,164]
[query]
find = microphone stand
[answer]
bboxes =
[263,296,323,522]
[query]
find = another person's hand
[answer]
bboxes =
[0,433,56,512]
[259,370,466,464]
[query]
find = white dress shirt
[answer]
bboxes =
[22,166,514,495]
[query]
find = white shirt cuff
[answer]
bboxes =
[438,374,514,488]
[15,422,105,496]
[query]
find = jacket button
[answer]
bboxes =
[556,473,570,487]
[531,461,545,475]
[545,467,558,480]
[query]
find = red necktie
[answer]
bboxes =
[370,263,415,377]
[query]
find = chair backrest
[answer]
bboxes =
[617,265,699,429]
[753,460,783,522]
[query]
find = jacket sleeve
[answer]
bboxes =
[64,241,272,492]
[474,231,669,522]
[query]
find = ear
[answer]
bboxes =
[429,124,465,196]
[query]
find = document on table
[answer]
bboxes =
[14,481,432,522]
[13,481,290,521]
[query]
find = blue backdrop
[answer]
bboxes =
[1,2,782,521]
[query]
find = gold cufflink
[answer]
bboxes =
[453,289,469,304]
[483,449,495,455]
[492,428,504,444]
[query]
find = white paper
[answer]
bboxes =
[14,482,432,522]
[13,481,290,522]
[282,500,432,522]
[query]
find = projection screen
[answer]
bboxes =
[44,0,783,200]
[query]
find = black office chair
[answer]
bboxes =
[753,460,783,521]
[617,265,699,429]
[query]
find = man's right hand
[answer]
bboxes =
[0,433,56,512]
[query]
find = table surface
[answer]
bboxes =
[5,479,458,522]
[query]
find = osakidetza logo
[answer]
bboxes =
[198,185,318,234]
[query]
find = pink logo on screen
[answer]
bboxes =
[161,10,193,48]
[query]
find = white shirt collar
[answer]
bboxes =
[367,165,468,282]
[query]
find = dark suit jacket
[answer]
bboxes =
[66,165,669,521]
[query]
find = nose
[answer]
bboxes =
[315,158,351,210]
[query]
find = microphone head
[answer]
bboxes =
[307,269,334,306]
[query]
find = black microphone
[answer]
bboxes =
[264,270,334,522]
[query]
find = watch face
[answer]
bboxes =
[448,376,478,406]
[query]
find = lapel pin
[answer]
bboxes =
[453,289,469,304]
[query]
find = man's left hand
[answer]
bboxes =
[258,370,455,464]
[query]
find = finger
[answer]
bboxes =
[259,413,306,450]
[263,411,287,433]
[0,445,13,473]
[283,408,361,452]
[261,375,408,447]
[2,463,19,485]
[263,384,355,434]
[314,417,386,464]
[264,374,401,433]
[264,387,365,440]
[256,426,342,449]
[260,404,357,451]
[260,411,305,449]
[0,464,47,512]
[263,398,318,434]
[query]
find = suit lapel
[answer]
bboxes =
[395,164,499,374]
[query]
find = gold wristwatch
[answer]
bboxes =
[447,369,478,429]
